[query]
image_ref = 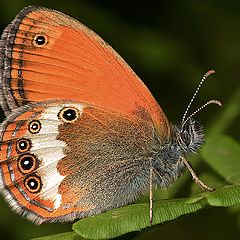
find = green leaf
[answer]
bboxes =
[201,134,240,184]
[32,232,83,240]
[72,184,240,239]
[72,197,207,240]
[207,185,240,207]
[32,185,240,240]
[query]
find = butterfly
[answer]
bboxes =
[0,5,221,224]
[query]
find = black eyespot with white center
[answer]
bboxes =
[16,138,31,153]
[29,120,41,134]
[17,154,38,174]
[24,174,42,193]
[58,107,80,123]
[33,34,47,47]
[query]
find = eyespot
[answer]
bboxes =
[16,138,31,153]
[24,174,42,193]
[58,107,80,123]
[29,120,41,134]
[33,34,47,47]
[17,154,38,174]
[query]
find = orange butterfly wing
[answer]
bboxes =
[0,6,169,136]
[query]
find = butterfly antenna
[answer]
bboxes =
[181,70,216,126]
[181,99,222,128]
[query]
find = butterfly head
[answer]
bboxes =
[175,118,204,156]
[154,118,204,172]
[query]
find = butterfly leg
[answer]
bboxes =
[149,167,153,225]
[181,157,215,191]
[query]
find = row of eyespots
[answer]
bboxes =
[16,120,42,193]
[15,107,80,193]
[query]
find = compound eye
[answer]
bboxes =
[181,130,190,146]
[58,107,79,123]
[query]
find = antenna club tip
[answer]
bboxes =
[206,70,215,76]
[218,101,223,107]
[211,99,222,107]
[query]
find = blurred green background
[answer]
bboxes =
[0,0,239,239]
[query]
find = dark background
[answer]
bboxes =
[0,0,239,239]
